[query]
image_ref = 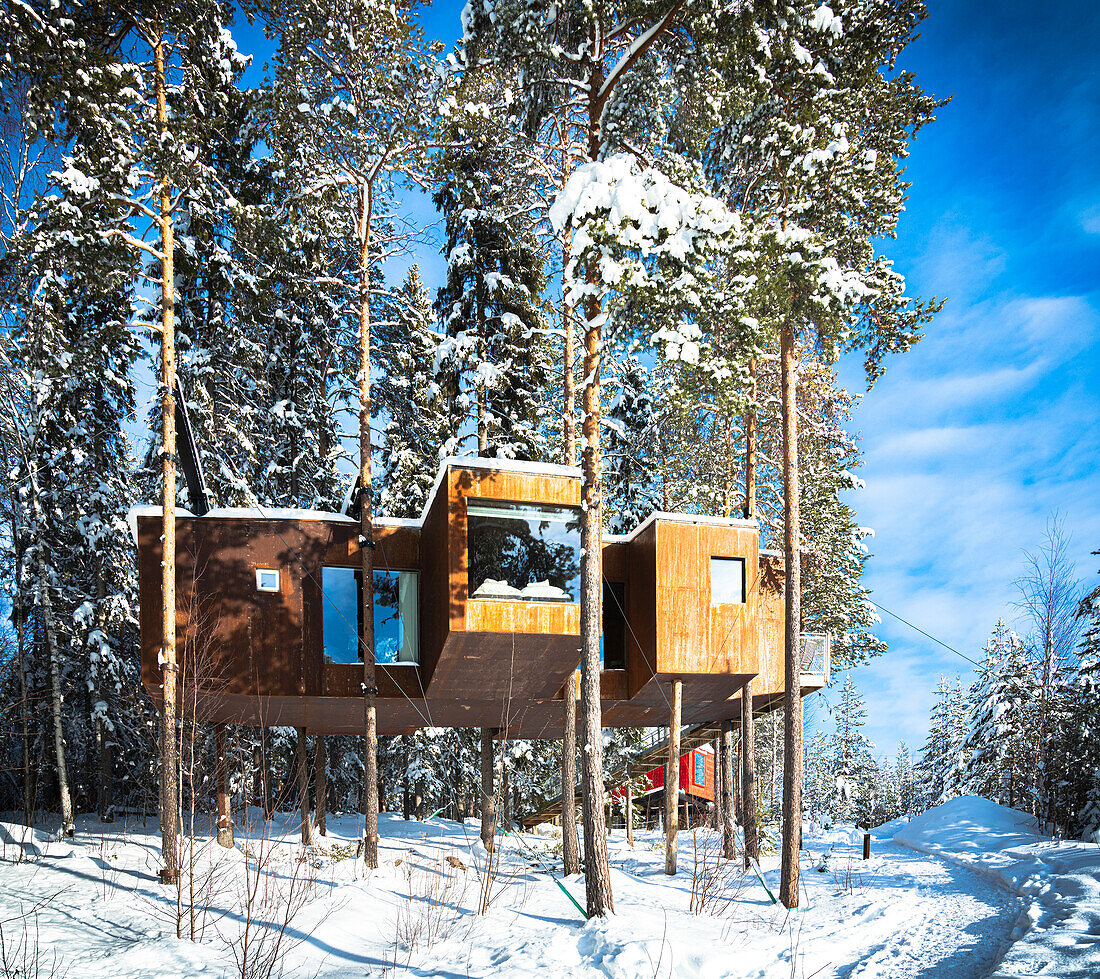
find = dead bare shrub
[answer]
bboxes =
[689,828,749,916]
[388,851,470,970]
[224,810,321,979]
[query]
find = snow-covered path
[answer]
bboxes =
[832,843,1019,979]
[0,801,1088,978]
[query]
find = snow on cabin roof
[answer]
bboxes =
[124,503,358,543]
[125,457,759,547]
[606,510,758,545]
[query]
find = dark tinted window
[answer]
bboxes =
[600,581,627,669]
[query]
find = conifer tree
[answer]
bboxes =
[264,0,441,868]
[377,266,452,518]
[963,621,1037,810]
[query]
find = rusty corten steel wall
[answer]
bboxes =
[138,514,421,707]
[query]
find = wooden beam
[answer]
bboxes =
[625,778,634,848]
[721,721,736,860]
[665,679,681,875]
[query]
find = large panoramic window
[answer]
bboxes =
[321,567,419,665]
[467,501,581,602]
[710,556,745,605]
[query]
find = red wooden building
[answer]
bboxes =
[613,746,716,827]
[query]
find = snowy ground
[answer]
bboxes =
[0,797,1090,978]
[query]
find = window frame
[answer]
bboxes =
[255,567,280,593]
[709,556,746,606]
[320,566,420,665]
[465,497,582,603]
[693,751,706,787]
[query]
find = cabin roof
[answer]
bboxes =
[125,455,759,545]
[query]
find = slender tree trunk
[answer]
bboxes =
[296,727,313,845]
[744,359,757,521]
[357,186,380,869]
[12,537,31,825]
[153,27,180,884]
[315,736,327,836]
[625,778,633,847]
[779,319,803,909]
[664,680,681,875]
[480,726,496,851]
[711,738,721,831]
[215,724,233,848]
[37,563,73,836]
[560,215,582,878]
[579,274,613,915]
[722,723,736,859]
[402,738,411,822]
[562,674,580,874]
[741,681,758,868]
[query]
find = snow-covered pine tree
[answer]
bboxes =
[962,620,1037,811]
[264,0,442,867]
[708,0,942,905]
[376,266,452,518]
[432,60,551,463]
[918,676,968,807]
[828,676,877,824]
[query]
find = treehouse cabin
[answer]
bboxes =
[128,456,830,739]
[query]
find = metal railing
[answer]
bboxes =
[800,632,830,679]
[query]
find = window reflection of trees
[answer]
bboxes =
[468,507,581,600]
[373,570,401,663]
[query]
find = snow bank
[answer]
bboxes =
[890,796,1100,978]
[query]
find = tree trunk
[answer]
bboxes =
[153,26,180,885]
[402,738,411,822]
[779,319,803,909]
[711,737,722,831]
[480,726,496,851]
[664,680,681,875]
[743,359,756,521]
[296,727,313,846]
[215,724,233,848]
[357,186,380,870]
[625,778,633,847]
[562,673,580,874]
[741,681,758,869]
[315,736,327,836]
[721,723,736,859]
[579,286,613,915]
[37,566,73,837]
[12,553,31,825]
[560,250,581,875]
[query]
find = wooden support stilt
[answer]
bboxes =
[296,726,314,845]
[741,680,758,869]
[625,778,634,847]
[215,723,233,848]
[665,679,682,875]
[314,734,327,837]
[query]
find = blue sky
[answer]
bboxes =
[230,1,1100,757]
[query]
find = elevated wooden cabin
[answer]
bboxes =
[129,457,828,738]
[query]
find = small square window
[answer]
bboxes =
[256,568,280,593]
[710,557,745,604]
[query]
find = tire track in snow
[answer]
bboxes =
[837,843,1021,979]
